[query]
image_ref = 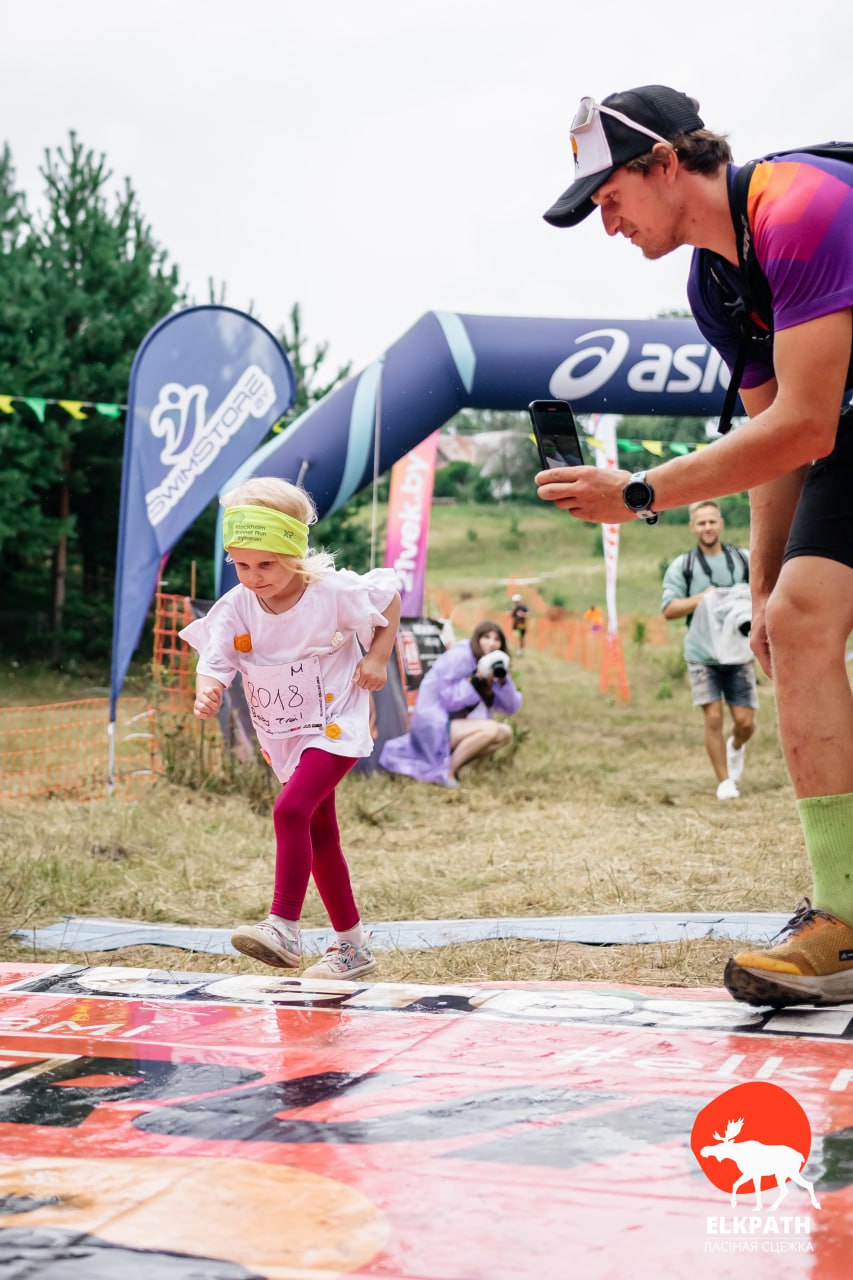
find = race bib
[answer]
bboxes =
[243,656,327,738]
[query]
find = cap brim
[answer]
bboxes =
[543,168,614,227]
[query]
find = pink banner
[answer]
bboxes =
[384,431,439,615]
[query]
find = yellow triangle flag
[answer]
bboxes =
[59,400,88,420]
[0,395,14,414]
[641,440,665,457]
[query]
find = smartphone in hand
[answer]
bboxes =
[528,399,585,470]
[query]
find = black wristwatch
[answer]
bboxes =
[622,471,659,525]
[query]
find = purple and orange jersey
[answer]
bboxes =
[688,154,853,391]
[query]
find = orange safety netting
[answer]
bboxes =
[425,584,637,702]
[0,596,215,806]
[152,592,196,711]
[0,697,155,804]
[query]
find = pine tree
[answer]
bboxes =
[0,146,60,554]
[0,133,184,663]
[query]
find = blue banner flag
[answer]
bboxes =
[110,305,295,721]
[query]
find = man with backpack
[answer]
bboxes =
[661,500,754,801]
[536,85,853,1009]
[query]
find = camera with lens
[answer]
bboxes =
[476,649,511,682]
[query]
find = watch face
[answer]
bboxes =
[624,480,652,510]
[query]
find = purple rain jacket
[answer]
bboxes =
[378,640,522,784]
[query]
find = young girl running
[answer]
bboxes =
[180,477,401,979]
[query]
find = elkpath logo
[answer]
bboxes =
[691,1082,821,1212]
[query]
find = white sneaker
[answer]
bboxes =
[231,918,301,968]
[716,777,740,801]
[302,938,377,980]
[726,736,746,783]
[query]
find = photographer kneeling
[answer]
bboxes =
[379,620,522,788]
[662,500,756,801]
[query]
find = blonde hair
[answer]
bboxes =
[688,499,721,519]
[221,476,336,585]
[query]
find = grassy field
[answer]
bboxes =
[420,500,697,619]
[0,501,810,992]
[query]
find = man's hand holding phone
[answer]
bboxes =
[529,397,651,524]
[535,462,637,523]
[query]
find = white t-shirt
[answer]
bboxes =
[180,568,397,783]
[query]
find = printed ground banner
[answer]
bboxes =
[0,963,849,1279]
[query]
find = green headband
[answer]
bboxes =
[222,504,310,557]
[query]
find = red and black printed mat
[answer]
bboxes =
[0,962,850,1278]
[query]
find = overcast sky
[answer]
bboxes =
[4,0,851,379]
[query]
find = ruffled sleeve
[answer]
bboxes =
[178,593,241,688]
[333,567,399,649]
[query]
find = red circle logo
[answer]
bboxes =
[691,1081,813,1196]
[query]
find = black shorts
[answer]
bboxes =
[784,412,853,570]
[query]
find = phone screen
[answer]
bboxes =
[528,400,585,469]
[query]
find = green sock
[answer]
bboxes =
[797,792,853,924]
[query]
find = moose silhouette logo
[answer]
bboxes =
[691,1081,821,1211]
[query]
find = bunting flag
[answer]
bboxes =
[0,392,291,434]
[0,391,716,460]
[585,435,710,455]
[641,439,665,458]
[0,393,125,417]
[22,397,47,423]
[58,400,88,420]
[529,431,712,458]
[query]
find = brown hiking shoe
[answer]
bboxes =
[725,899,853,1008]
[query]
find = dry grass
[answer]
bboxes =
[0,640,806,991]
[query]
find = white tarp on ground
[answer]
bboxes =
[14,911,791,957]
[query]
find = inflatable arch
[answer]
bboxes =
[217,310,736,590]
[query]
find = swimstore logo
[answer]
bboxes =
[691,1081,820,1256]
[145,366,275,526]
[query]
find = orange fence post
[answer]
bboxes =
[153,592,196,711]
[566,620,579,663]
[581,625,596,670]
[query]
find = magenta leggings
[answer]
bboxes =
[270,748,360,931]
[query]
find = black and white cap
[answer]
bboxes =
[544,85,704,228]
